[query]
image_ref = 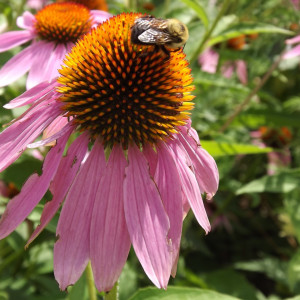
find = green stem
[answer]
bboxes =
[190,0,232,63]
[86,262,97,300]
[103,281,119,300]
[164,0,171,17]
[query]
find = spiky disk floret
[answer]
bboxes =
[35,3,93,43]
[57,13,195,149]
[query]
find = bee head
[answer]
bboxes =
[167,19,189,49]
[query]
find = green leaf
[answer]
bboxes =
[119,263,138,300]
[0,154,43,189]
[184,22,205,61]
[234,257,288,286]
[129,286,240,300]
[201,140,273,157]
[203,269,263,300]
[193,72,249,92]
[208,23,293,46]
[284,196,300,242]
[288,250,300,294]
[235,109,300,128]
[179,0,209,28]
[68,272,88,300]
[236,170,300,195]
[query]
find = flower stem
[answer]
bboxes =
[190,0,232,63]
[103,281,119,300]
[219,53,283,132]
[86,262,97,300]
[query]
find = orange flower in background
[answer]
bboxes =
[227,35,246,50]
[247,33,259,41]
[259,126,292,148]
[142,2,155,11]
[252,126,292,175]
[56,0,108,11]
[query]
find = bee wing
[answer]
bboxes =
[138,28,174,45]
[134,18,152,30]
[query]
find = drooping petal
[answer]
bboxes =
[26,41,56,89]
[26,133,89,247]
[0,43,37,87]
[0,30,34,52]
[124,145,171,288]
[16,11,36,30]
[91,145,131,292]
[155,143,183,276]
[142,144,158,177]
[0,132,70,239]
[4,79,58,109]
[54,141,106,291]
[168,140,211,234]
[0,99,62,172]
[178,130,219,199]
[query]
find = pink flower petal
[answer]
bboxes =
[0,43,38,87]
[142,144,158,177]
[45,44,69,79]
[285,35,300,45]
[235,60,248,85]
[0,100,62,172]
[124,145,172,288]
[198,47,219,74]
[27,121,72,148]
[42,116,69,140]
[54,141,106,291]
[26,133,89,247]
[283,44,300,59]
[90,10,112,26]
[155,143,183,275]
[221,61,234,78]
[91,145,131,292]
[4,79,58,109]
[0,132,70,239]
[178,131,219,199]
[16,11,36,30]
[168,140,211,234]
[26,41,56,89]
[0,30,34,52]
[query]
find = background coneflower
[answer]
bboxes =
[0,2,111,89]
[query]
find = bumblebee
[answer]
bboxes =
[131,16,189,56]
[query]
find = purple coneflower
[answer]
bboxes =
[0,2,111,89]
[0,13,219,292]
